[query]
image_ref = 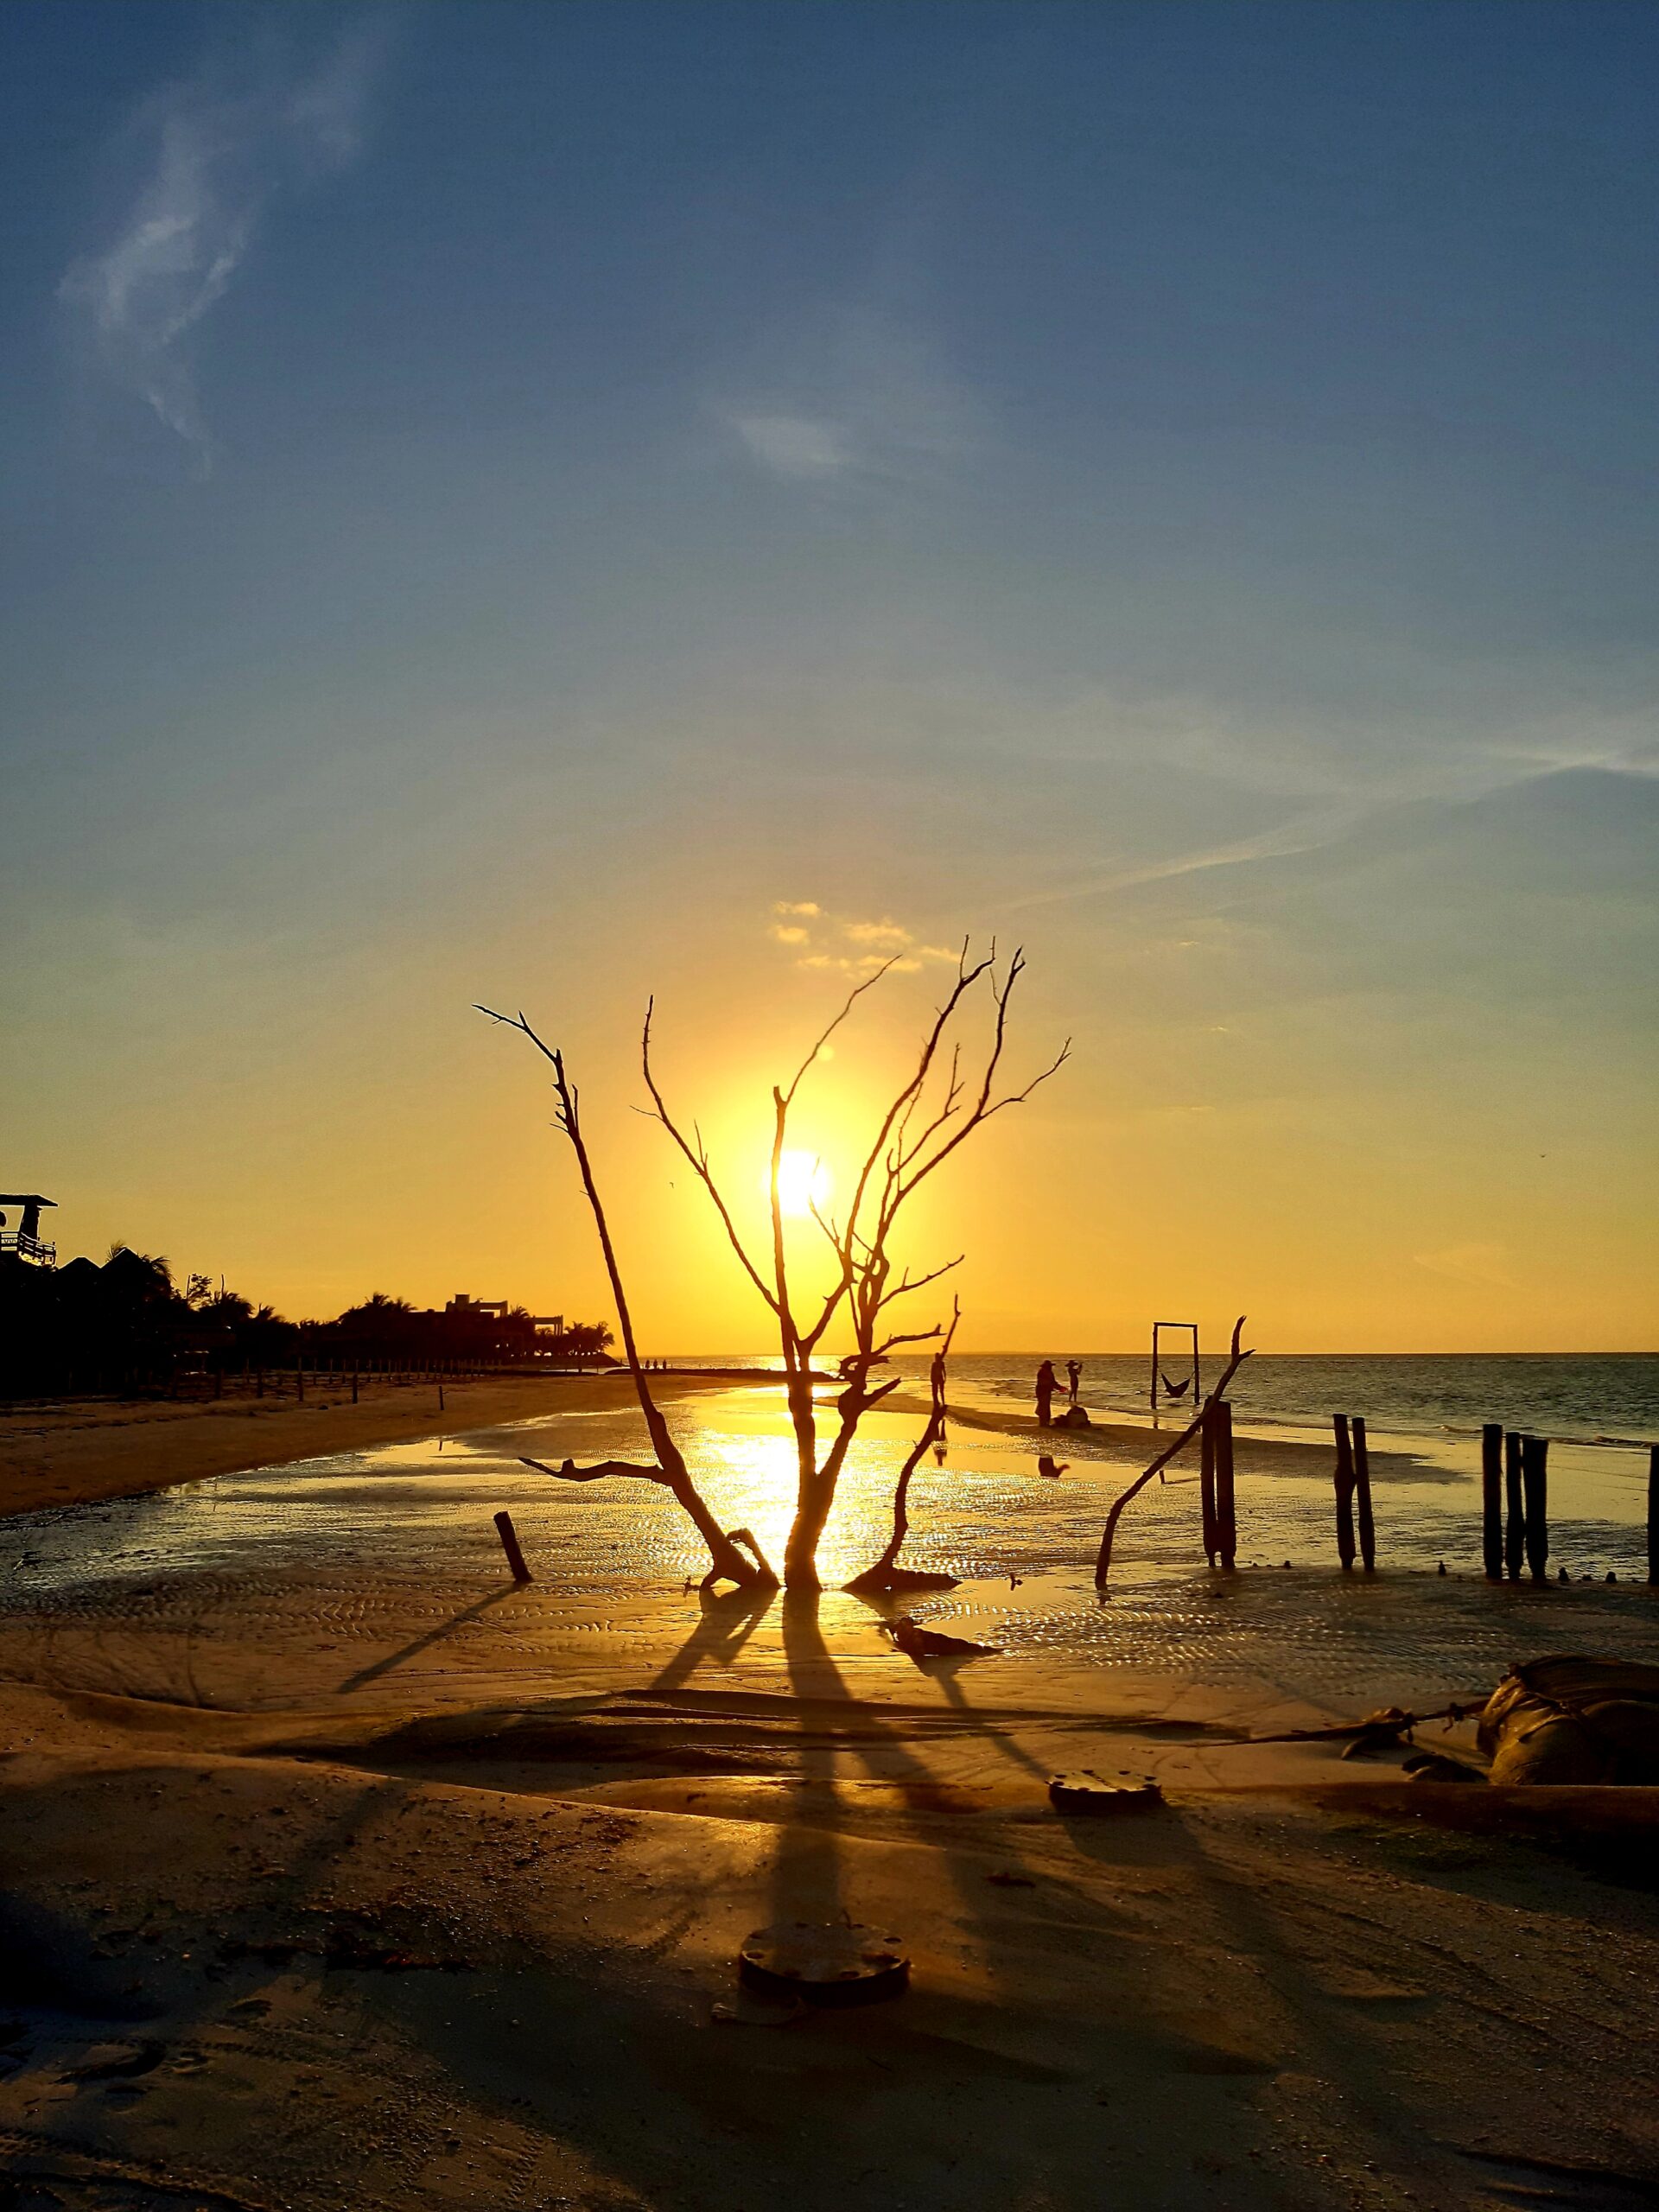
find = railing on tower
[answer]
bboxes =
[0,1230,56,1265]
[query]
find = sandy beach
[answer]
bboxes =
[0,1388,1656,2210]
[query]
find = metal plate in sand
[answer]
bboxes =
[1048,1770,1164,1815]
[738,1921,910,2006]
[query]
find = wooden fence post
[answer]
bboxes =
[1481,1423,1503,1581]
[1522,1435,1549,1585]
[1352,1416,1376,1573]
[1504,1430,1525,1581]
[1199,1401,1219,1567]
[493,1510,532,1584]
[1649,1443,1658,1587]
[1214,1398,1236,1570]
[1332,1415,1357,1571]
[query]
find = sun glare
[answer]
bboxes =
[777,1148,834,1219]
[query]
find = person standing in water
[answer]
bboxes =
[1035,1359,1059,1427]
[1066,1358,1082,1407]
[930,1344,948,1421]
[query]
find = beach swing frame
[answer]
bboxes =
[1149,1321,1201,1420]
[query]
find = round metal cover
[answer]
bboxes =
[1048,1770,1164,1815]
[738,1920,910,2006]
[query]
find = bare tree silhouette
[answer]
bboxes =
[642,944,1067,1588]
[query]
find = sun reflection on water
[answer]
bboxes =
[698,1431,804,1579]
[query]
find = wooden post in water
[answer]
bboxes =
[296,1362,305,1405]
[438,1382,446,1413]
[1649,1444,1658,1587]
[1481,1424,1504,1580]
[351,1364,359,1405]
[1504,1430,1526,1581]
[1332,1415,1357,1571]
[493,1510,532,1584]
[1199,1401,1219,1566]
[1214,1398,1236,1570]
[1522,1435,1549,1585]
[1352,1416,1376,1573]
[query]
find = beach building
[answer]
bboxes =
[0,1194,55,1266]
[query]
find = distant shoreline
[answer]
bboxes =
[0,1368,765,1522]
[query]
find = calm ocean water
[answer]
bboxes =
[677,1353,1659,1448]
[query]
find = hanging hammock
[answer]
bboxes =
[1160,1371,1192,1399]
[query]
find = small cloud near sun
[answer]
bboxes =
[764,903,958,976]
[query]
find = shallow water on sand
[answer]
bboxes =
[3,1387,1652,1656]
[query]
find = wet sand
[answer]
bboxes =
[2,1400,1656,2209]
[0,1370,737,1521]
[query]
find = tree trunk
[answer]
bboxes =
[785,1473,836,1588]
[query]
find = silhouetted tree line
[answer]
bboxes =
[0,1247,613,1399]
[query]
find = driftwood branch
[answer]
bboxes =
[520,1455,670,1485]
[1094,1315,1253,1585]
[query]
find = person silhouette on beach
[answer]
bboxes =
[930,1345,947,1421]
[1035,1359,1059,1427]
[1066,1358,1082,1407]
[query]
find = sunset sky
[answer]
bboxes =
[2,1,1655,1351]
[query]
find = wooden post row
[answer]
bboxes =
[1332,1415,1357,1571]
[1214,1398,1236,1570]
[1521,1435,1549,1585]
[1481,1424,1504,1581]
[1504,1430,1526,1581]
[1200,1401,1219,1567]
[1352,1416,1376,1573]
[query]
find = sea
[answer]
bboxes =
[674,1351,1659,1452]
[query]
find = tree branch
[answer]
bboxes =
[639,1000,780,1316]
[1094,1317,1254,1584]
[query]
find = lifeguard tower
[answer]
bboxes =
[0,1194,56,1266]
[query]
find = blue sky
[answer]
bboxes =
[1,1,1654,1346]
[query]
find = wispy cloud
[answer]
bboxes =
[1414,1242,1516,1291]
[59,22,383,472]
[734,415,855,481]
[721,303,977,493]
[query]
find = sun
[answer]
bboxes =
[777,1148,834,1219]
